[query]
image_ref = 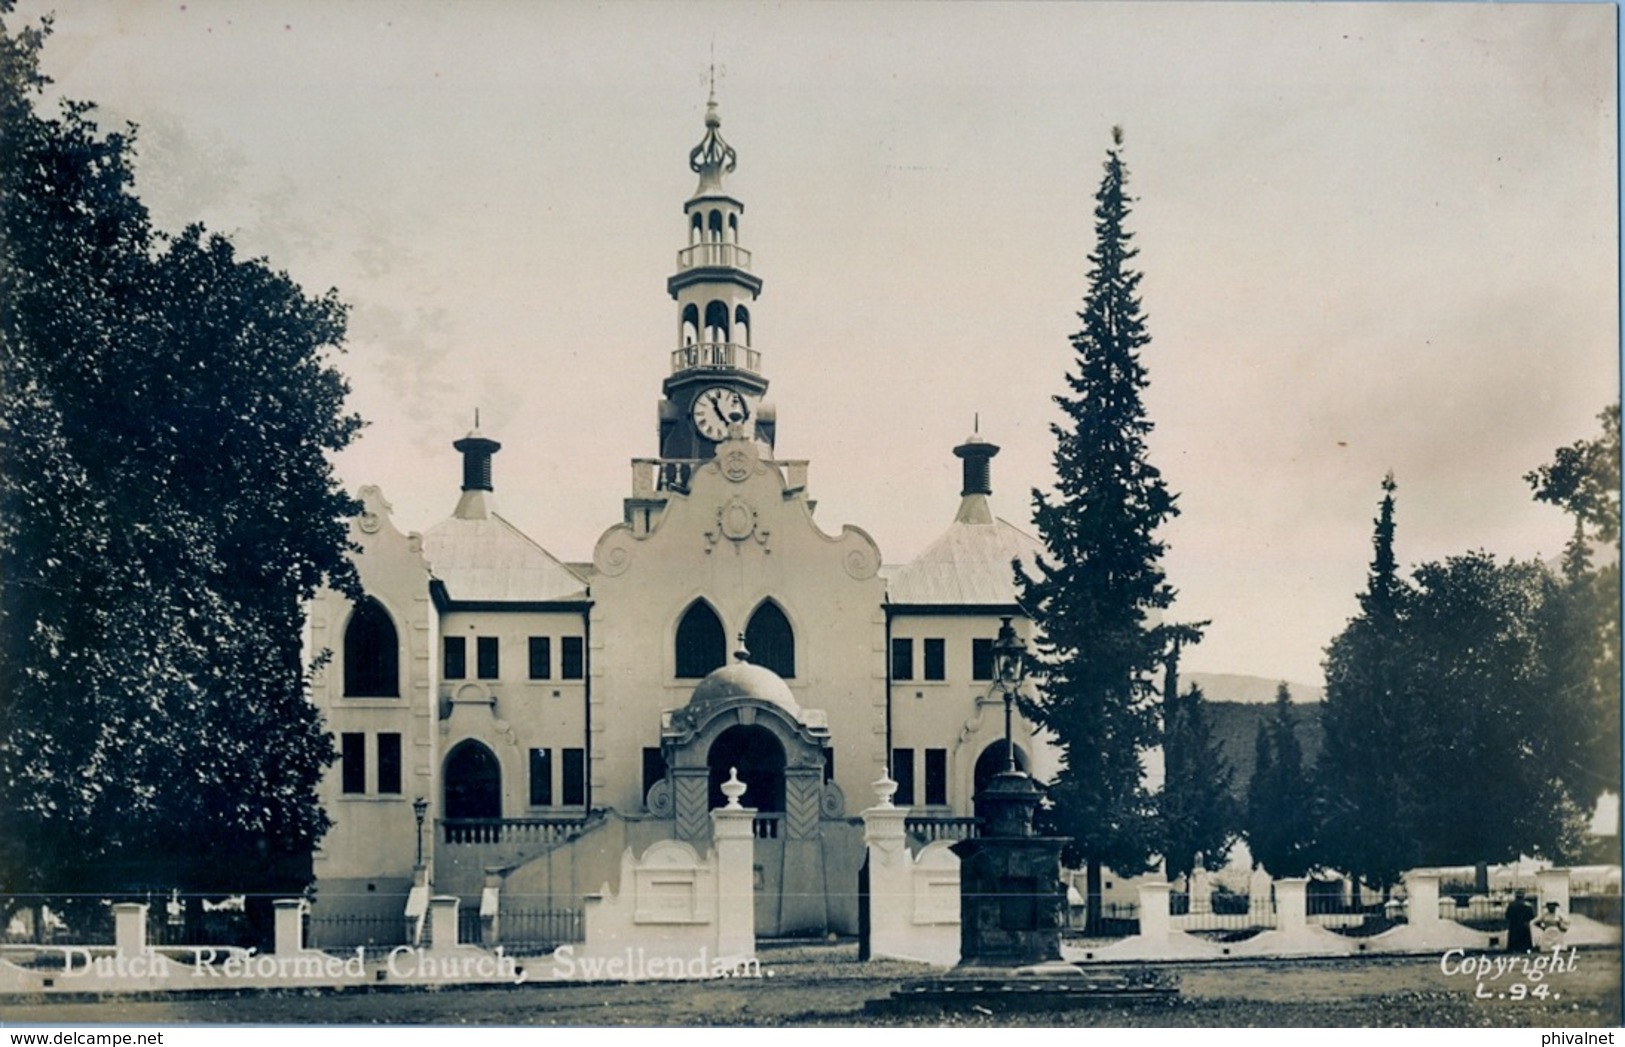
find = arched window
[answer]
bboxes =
[343,597,399,697]
[707,210,723,242]
[703,300,730,344]
[727,213,738,243]
[443,740,501,819]
[734,305,751,347]
[745,600,794,679]
[689,212,703,246]
[681,303,700,346]
[675,600,726,679]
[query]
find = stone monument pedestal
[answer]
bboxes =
[867,768,1176,1014]
[951,771,1070,971]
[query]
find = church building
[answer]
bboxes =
[303,95,1053,936]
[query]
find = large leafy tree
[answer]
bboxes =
[0,8,361,929]
[1244,684,1316,878]
[1016,127,1184,929]
[1318,469,1603,896]
[1527,403,1621,821]
[1402,553,1587,868]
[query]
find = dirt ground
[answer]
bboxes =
[4,943,1619,1028]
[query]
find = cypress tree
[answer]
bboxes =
[1245,684,1316,877]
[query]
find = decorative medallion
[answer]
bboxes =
[706,497,770,551]
[720,498,757,541]
[721,445,755,483]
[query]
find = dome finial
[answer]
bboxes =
[689,63,736,194]
[734,632,751,663]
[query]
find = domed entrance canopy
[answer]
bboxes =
[650,646,840,841]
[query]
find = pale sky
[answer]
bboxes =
[17,1,1619,686]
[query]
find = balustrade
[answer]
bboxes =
[670,342,761,374]
[440,818,588,847]
[677,242,752,271]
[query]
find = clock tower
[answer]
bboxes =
[658,90,775,460]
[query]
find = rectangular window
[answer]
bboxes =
[642,748,667,805]
[892,748,915,806]
[529,748,553,806]
[972,638,995,681]
[562,748,586,806]
[891,638,914,681]
[443,636,466,680]
[924,748,948,806]
[341,732,366,795]
[923,638,946,681]
[377,733,403,795]
[476,636,499,679]
[561,636,585,680]
[528,636,551,680]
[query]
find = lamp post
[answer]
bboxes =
[412,795,428,868]
[991,616,1028,774]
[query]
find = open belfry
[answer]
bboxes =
[304,92,1052,937]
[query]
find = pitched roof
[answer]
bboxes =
[422,506,588,604]
[885,494,1044,607]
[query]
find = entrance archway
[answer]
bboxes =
[444,739,501,819]
[707,724,785,812]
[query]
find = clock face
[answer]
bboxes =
[691,386,754,442]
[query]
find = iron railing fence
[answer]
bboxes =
[493,908,585,955]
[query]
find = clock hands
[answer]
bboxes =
[695,387,752,440]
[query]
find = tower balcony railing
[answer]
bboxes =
[671,341,761,374]
[676,242,752,271]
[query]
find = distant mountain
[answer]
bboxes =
[1187,672,1324,705]
[1204,700,1324,803]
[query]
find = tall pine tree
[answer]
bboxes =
[1016,127,1182,930]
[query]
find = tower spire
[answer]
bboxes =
[689,79,736,196]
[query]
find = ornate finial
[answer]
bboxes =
[689,67,736,192]
[733,634,751,663]
[874,772,899,809]
[721,767,747,809]
[474,407,481,431]
[974,412,979,434]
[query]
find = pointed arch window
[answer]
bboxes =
[745,600,794,679]
[343,597,399,697]
[675,600,726,679]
